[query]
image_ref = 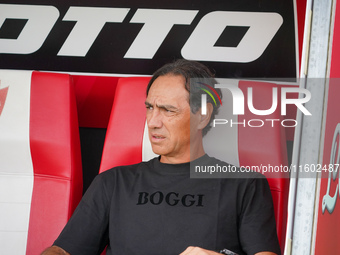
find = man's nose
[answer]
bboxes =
[147,109,162,129]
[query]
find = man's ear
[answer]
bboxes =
[198,103,213,130]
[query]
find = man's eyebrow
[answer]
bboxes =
[159,104,178,111]
[144,101,178,111]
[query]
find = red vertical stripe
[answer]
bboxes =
[26,71,82,254]
[0,86,9,116]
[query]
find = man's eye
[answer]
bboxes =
[165,109,177,114]
[146,105,153,110]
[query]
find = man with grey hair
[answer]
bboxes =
[42,59,280,255]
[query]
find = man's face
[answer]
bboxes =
[145,74,198,164]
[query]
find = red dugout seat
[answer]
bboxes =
[0,70,83,254]
[99,77,289,252]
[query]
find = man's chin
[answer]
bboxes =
[151,145,173,158]
[151,148,165,156]
[150,144,163,155]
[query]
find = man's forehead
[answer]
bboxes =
[145,94,185,106]
[147,75,188,98]
[146,91,189,106]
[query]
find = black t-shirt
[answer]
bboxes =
[54,155,281,255]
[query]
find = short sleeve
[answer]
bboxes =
[238,178,281,255]
[53,172,111,255]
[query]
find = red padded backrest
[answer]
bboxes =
[0,70,83,255]
[99,77,152,171]
[99,77,289,252]
[238,81,289,249]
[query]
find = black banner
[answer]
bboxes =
[0,0,297,78]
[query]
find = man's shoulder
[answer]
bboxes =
[99,157,157,177]
[87,158,158,194]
